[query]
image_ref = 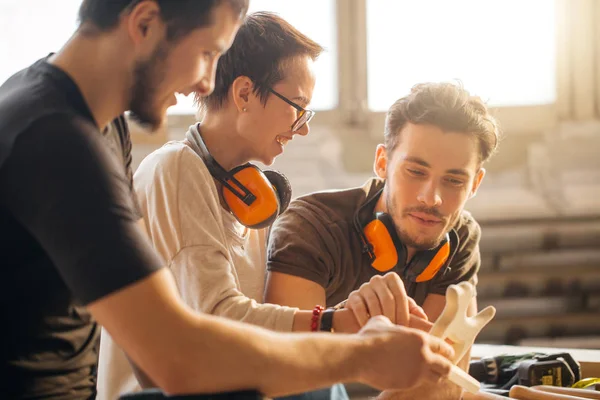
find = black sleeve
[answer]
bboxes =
[0,114,163,305]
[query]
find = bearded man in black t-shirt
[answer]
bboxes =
[0,1,457,399]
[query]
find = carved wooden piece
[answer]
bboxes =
[430,281,497,394]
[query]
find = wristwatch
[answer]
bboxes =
[319,308,336,332]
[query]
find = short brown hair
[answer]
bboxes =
[197,11,324,110]
[384,82,500,163]
[78,0,249,42]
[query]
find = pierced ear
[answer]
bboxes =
[469,167,486,199]
[373,144,387,179]
[231,76,254,112]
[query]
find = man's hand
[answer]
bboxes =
[357,316,454,391]
[344,272,427,327]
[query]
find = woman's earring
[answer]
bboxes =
[242,107,247,112]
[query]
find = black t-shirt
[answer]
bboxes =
[0,58,162,398]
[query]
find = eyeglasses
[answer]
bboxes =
[268,88,315,132]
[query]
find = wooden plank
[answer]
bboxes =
[478,215,600,227]
[478,265,600,282]
[476,312,600,344]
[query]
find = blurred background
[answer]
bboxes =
[2,0,599,349]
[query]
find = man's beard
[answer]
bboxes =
[128,42,169,131]
[385,190,452,251]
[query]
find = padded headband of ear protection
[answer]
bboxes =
[186,126,256,206]
[185,126,291,230]
[353,187,451,282]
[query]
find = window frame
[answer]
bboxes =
[139,0,566,142]
[339,0,561,141]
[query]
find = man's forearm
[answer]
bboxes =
[125,305,361,395]
[159,309,363,397]
[91,269,364,397]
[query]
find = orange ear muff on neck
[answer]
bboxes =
[414,239,450,282]
[222,165,279,229]
[363,219,399,272]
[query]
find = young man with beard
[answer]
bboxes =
[265,82,501,400]
[0,1,456,399]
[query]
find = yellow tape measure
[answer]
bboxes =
[572,377,600,389]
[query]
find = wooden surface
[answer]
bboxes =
[533,386,600,399]
[510,385,592,399]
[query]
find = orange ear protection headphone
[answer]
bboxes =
[354,189,451,282]
[186,126,292,229]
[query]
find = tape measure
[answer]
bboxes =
[572,377,600,389]
[517,358,575,387]
[469,352,582,390]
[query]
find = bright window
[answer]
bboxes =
[0,1,81,84]
[0,1,337,115]
[366,0,556,111]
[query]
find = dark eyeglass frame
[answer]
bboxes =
[268,88,315,132]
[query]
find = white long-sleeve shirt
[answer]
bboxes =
[96,126,297,400]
